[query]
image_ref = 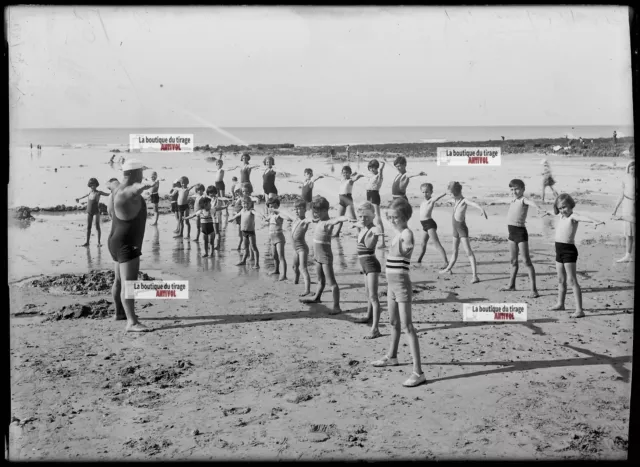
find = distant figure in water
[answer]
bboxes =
[30,143,32,149]
[54,168,57,172]
[346,145,351,162]
[109,154,116,164]
[501,136,505,141]
[613,131,617,145]
[76,178,111,247]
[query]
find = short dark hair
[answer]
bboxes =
[448,181,462,195]
[509,179,525,190]
[420,182,433,191]
[198,197,210,209]
[267,197,281,208]
[368,160,379,170]
[294,198,307,209]
[394,156,407,166]
[311,195,330,211]
[342,165,352,174]
[304,168,313,176]
[206,185,218,196]
[553,193,575,214]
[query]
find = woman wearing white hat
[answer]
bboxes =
[612,160,635,262]
[108,159,155,332]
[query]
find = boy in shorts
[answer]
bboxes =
[416,183,448,268]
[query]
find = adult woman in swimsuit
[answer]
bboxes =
[239,152,261,194]
[391,156,427,202]
[108,159,155,332]
[76,177,110,247]
[612,160,635,262]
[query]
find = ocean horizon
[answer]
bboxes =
[11,125,633,148]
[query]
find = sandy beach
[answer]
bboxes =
[8,147,634,460]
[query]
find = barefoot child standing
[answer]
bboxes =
[276,199,314,296]
[169,179,181,232]
[500,179,542,297]
[229,196,260,269]
[416,183,449,268]
[185,197,215,257]
[371,198,426,387]
[192,184,206,243]
[76,178,110,246]
[439,181,488,283]
[300,196,352,315]
[366,160,387,247]
[353,201,384,339]
[333,165,365,237]
[542,194,605,318]
[174,177,198,240]
[146,171,161,226]
[297,169,325,211]
[265,197,288,281]
[541,159,559,203]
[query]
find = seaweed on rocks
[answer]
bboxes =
[31,270,156,294]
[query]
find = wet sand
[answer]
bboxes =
[8,151,634,460]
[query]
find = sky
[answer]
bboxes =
[8,6,634,129]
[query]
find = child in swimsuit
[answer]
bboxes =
[147,171,161,226]
[185,197,215,257]
[239,153,261,194]
[542,194,605,318]
[230,176,240,200]
[439,181,488,283]
[541,159,559,203]
[416,182,449,267]
[76,177,110,247]
[275,199,314,296]
[262,156,278,198]
[300,196,353,315]
[229,196,260,269]
[500,179,542,298]
[366,160,386,247]
[333,165,365,237]
[213,159,238,199]
[371,198,426,388]
[209,186,228,251]
[174,176,198,240]
[353,201,385,339]
[192,184,206,243]
[391,156,427,202]
[169,179,181,232]
[297,168,325,211]
[265,197,288,281]
[612,160,635,263]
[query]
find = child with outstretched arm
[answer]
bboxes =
[228,196,260,269]
[76,177,110,247]
[542,193,605,318]
[416,182,449,267]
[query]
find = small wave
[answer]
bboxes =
[420,139,448,143]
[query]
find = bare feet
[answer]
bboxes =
[97,243,102,246]
[184,236,190,240]
[278,276,287,281]
[114,314,127,321]
[268,271,280,276]
[500,286,516,292]
[173,234,182,239]
[616,255,633,263]
[202,253,209,257]
[471,276,480,284]
[328,307,342,315]
[299,291,312,297]
[353,316,371,324]
[570,310,586,318]
[125,322,152,332]
[150,222,157,226]
[193,238,200,242]
[363,329,382,339]
[550,303,565,311]
[236,261,247,266]
[529,290,540,298]
[252,264,260,269]
[80,243,89,247]
[300,297,321,304]
[439,268,452,275]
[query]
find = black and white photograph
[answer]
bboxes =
[7,6,635,460]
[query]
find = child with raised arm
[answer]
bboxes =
[541,159,559,203]
[542,194,605,318]
[192,184,206,243]
[439,181,488,283]
[611,160,635,262]
[298,169,325,211]
[300,196,353,314]
[371,198,426,387]
[333,165,365,237]
[146,171,161,226]
[169,179,181,233]
[213,159,238,199]
[239,152,262,194]
[262,156,279,198]
[500,179,542,297]
[185,197,215,257]
[366,160,387,248]
[391,156,427,201]
[276,199,314,296]
[416,183,449,268]
[174,176,199,240]
[76,178,110,247]
[229,196,260,268]
[353,201,384,339]
[265,197,288,281]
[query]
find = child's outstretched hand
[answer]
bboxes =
[594,221,606,229]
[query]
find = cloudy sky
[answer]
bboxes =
[8,6,633,128]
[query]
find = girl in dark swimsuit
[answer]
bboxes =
[239,152,261,194]
[76,178,110,247]
[263,156,278,197]
[297,168,325,210]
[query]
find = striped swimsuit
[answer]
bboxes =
[269,214,286,245]
[385,229,413,302]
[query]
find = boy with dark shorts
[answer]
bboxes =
[174,176,198,240]
[147,171,160,226]
[416,183,448,267]
[500,179,542,298]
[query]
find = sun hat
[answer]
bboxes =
[121,159,148,172]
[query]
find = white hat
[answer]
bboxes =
[121,159,148,171]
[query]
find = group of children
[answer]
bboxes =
[76,153,632,387]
